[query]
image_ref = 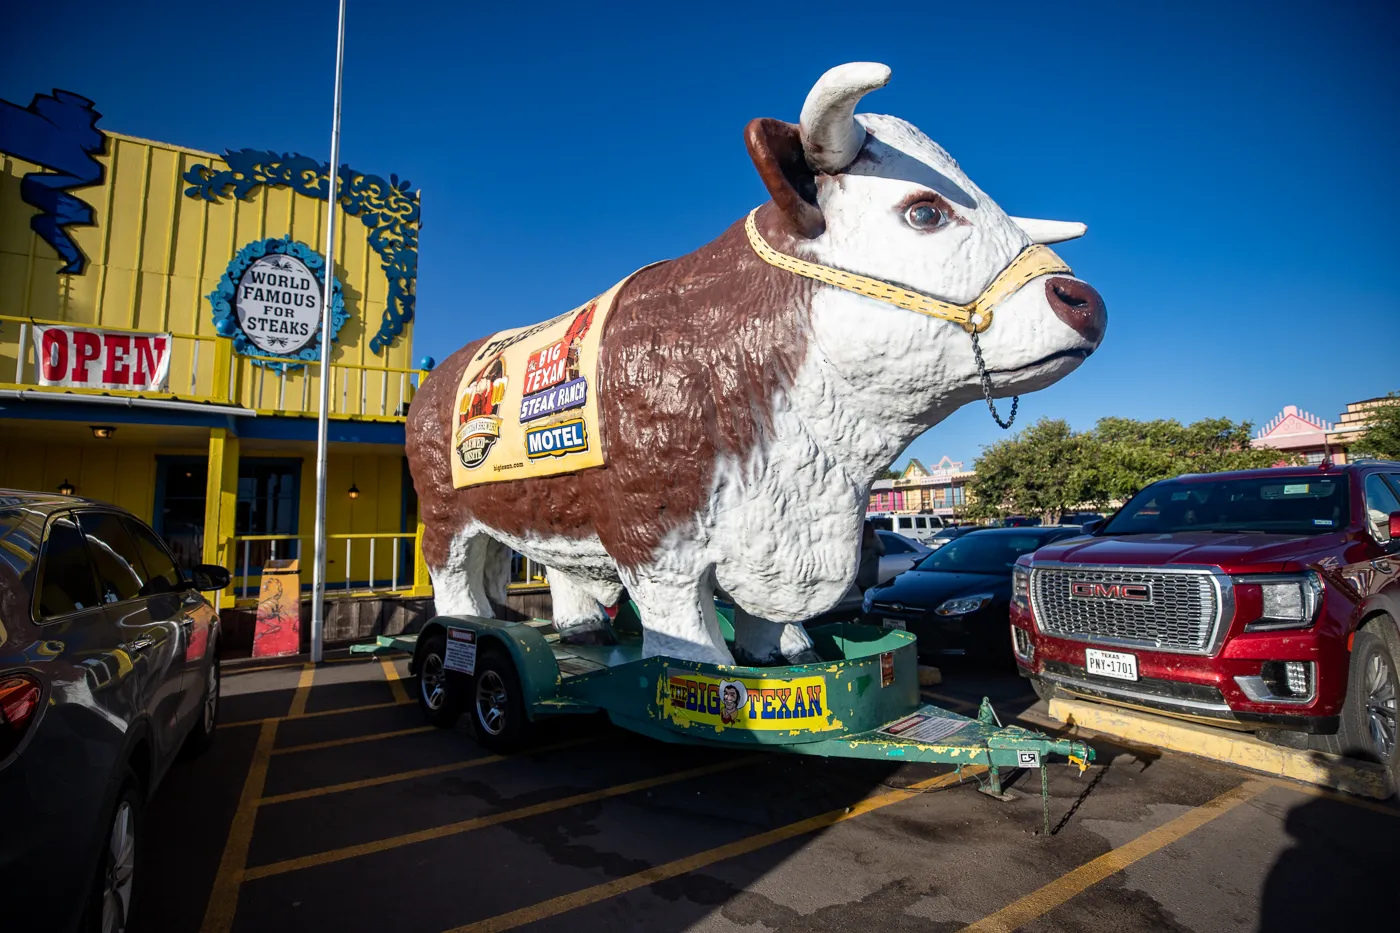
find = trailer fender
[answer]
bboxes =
[414,616,562,719]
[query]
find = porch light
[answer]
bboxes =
[58,479,75,496]
[348,483,360,500]
[90,425,117,439]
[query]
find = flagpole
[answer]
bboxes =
[311,0,347,664]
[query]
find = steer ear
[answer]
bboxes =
[745,118,825,239]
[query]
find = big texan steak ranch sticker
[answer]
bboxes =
[449,279,625,488]
[664,669,836,733]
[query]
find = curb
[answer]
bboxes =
[1046,697,1393,800]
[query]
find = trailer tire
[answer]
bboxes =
[416,632,466,728]
[471,645,532,752]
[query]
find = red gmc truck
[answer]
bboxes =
[1010,460,1400,788]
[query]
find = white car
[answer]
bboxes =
[874,530,932,583]
[867,513,950,544]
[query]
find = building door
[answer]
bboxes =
[154,457,208,571]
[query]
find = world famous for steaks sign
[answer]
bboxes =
[449,279,625,488]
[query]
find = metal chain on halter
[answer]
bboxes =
[969,327,1018,430]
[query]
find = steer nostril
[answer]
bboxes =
[1044,276,1106,345]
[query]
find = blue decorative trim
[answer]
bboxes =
[0,90,106,274]
[183,150,418,355]
[209,236,346,371]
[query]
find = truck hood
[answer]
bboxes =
[1032,531,1346,571]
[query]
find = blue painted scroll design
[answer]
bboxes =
[0,90,106,274]
[209,236,347,372]
[183,150,418,355]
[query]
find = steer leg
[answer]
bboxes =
[624,566,735,666]
[547,567,616,646]
[425,526,495,618]
[731,608,822,666]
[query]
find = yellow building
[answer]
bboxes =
[0,88,432,620]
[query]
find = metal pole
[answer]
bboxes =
[310,0,347,664]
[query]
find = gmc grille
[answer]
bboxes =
[1030,566,1222,654]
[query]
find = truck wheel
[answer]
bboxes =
[416,632,465,728]
[1338,623,1399,789]
[471,645,532,752]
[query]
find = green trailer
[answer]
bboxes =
[356,606,1093,828]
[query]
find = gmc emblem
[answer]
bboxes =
[1069,581,1152,602]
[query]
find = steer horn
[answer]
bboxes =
[799,62,891,174]
[1010,217,1088,244]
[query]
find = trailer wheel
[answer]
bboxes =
[416,632,465,728]
[471,645,531,752]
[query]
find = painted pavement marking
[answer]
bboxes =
[286,663,315,718]
[956,780,1267,933]
[239,756,762,883]
[270,725,436,755]
[380,656,410,704]
[441,765,988,933]
[223,697,416,728]
[198,720,278,933]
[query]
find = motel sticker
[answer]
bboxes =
[444,628,477,675]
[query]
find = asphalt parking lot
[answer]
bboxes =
[143,653,1400,933]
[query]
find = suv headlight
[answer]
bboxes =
[1236,572,1323,632]
[1011,565,1031,610]
[935,594,993,616]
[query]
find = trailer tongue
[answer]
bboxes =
[356,611,1093,833]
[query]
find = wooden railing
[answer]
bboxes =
[0,314,428,420]
[227,531,421,608]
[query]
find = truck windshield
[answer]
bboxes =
[1103,476,1350,536]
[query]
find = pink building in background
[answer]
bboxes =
[1252,405,1334,465]
[869,456,972,516]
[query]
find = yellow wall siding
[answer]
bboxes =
[0,443,206,522]
[1,132,419,407]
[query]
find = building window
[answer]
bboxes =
[952,487,966,506]
[1304,451,1326,466]
[236,460,300,536]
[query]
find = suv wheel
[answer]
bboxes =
[1339,622,1399,789]
[83,769,144,933]
[183,656,219,757]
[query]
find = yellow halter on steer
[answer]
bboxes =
[743,207,1071,334]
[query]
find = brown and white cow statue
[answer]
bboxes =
[406,62,1106,666]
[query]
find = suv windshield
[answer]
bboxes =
[914,533,1051,574]
[1103,475,1351,536]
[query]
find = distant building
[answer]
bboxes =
[1252,405,1334,465]
[868,456,972,517]
[1253,397,1394,465]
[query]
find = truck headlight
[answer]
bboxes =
[1011,565,1031,610]
[935,594,993,616]
[1237,572,1323,632]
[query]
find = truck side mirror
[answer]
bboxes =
[1081,518,1106,535]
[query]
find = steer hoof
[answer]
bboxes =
[557,624,617,647]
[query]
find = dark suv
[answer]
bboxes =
[1010,462,1400,789]
[0,491,230,932]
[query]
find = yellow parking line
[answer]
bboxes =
[257,737,602,806]
[271,725,436,755]
[957,780,1266,933]
[240,756,762,882]
[286,663,315,718]
[199,720,278,933]
[380,656,410,704]
[221,661,306,676]
[224,697,415,728]
[444,765,985,933]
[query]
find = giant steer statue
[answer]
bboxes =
[406,63,1106,666]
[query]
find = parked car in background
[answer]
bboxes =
[866,513,949,543]
[1013,462,1400,791]
[998,515,1042,527]
[1060,512,1106,528]
[927,524,982,550]
[0,491,230,932]
[861,527,1084,663]
[875,530,933,583]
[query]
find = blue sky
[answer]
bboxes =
[6,0,1398,469]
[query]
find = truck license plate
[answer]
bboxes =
[882,618,907,631]
[1085,648,1138,681]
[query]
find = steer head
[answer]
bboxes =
[745,63,1106,461]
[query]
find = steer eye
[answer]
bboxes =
[905,201,948,231]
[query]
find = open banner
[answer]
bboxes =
[33,324,172,391]
[449,279,626,488]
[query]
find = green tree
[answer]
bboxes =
[966,418,1095,522]
[1352,393,1400,460]
[877,466,902,480]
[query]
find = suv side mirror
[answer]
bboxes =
[188,564,231,592]
[1081,518,1106,535]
